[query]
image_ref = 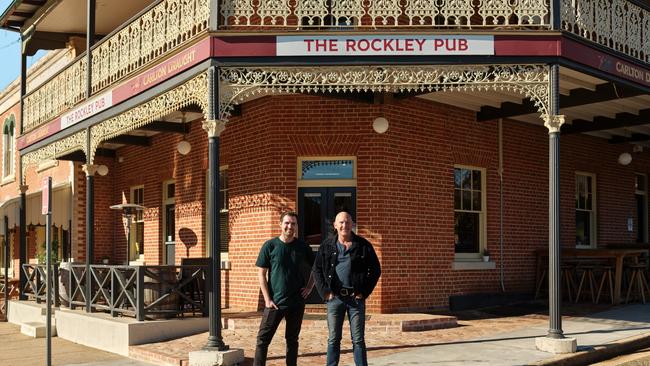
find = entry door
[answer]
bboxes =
[164,204,175,264]
[298,187,356,303]
[298,187,356,249]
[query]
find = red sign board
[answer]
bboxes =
[42,177,50,215]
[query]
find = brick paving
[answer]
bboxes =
[128,303,606,366]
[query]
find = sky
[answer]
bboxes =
[0,0,47,91]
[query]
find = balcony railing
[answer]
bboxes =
[22,0,210,133]
[562,0,650,63]
[220,0,550,28]
[19,0,649,135]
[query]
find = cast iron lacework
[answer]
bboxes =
[89,72,209,164]
[20,72,208,175]
[220,0,549,27]
[561,0,650,63]
[21,129,88,181]
[218,65,550,121]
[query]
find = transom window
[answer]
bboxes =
[454,166,486,256]
[301,159,354,180]
[3,115,15,178]
[576,173,596,247]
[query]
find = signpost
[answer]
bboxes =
[42,177,52,366]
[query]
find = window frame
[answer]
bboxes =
[129,185,145,261]
[3,115,15,180]
[575,172,597,248]
[297,156,357,188]
[453,165,487,260]
[205,166,230,260]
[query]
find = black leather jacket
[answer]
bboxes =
[312,233,381,300]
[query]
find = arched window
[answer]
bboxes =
[3,115,15,178]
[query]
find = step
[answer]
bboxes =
[20,321,57,338]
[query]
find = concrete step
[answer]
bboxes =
[20,321,57,338]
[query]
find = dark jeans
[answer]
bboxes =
[326,296,367,366]
[253,304,305,366]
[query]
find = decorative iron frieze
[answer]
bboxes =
[88,72,208,164]
[218,65,550,121]
[221,0,549,28]
[562,0,649,63]
[23,0,210,134]
[21,129,87,181]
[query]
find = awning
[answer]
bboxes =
[25,184,72,229]
[0,197,19,233]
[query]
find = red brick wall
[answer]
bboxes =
[220,94,650,312]
[76,93,650,313]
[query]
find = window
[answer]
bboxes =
[635,173,647,243]
[220,169,229,253]
[130,186,144,259]
[454,166,486,256]
[3,115,15,178]
[576,173,596,247]
[206,168,229,255]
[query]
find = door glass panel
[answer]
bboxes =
[333,192,353,217]
[165,204,175,264]
[303,193,323,249]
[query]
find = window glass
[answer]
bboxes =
[454,167,484,254]
[575,173,595,247]
[301,160,354,180]
[219,170,229,252]
[3,115,14,178]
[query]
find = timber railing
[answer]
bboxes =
[21,263,60,307]
[21,263,209,321]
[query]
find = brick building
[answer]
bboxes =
[0,0,649,323]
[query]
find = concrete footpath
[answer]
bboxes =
[2,302,650,365]
[0,320,155,366]
[126,303,650,366]
[368,304,650,366]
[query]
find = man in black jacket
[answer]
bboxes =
[312,211,381,366]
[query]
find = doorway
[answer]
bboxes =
[298,187,356,303]
[163,181,176,264]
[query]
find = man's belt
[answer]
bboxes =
[339,287,355,297]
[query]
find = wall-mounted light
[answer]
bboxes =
[177,112,191,155]
[97,164,109,176]
[618,152,632,166]
[177,140,191,155]
[372,117,389,134]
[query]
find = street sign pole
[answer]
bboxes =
[42,177,52,366]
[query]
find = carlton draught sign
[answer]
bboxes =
[277,35,494,56]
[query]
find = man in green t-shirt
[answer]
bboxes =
[253,211,315,366]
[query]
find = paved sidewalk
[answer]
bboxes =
[0,321,155,366]
[127,302,650,366]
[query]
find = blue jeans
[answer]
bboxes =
[326,296,367,366]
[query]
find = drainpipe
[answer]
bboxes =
[498,118,505,292]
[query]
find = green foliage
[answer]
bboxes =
[36,239,59,264]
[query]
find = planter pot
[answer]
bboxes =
[482,256,490,262]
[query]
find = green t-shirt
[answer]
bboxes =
[256,237,314,308]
